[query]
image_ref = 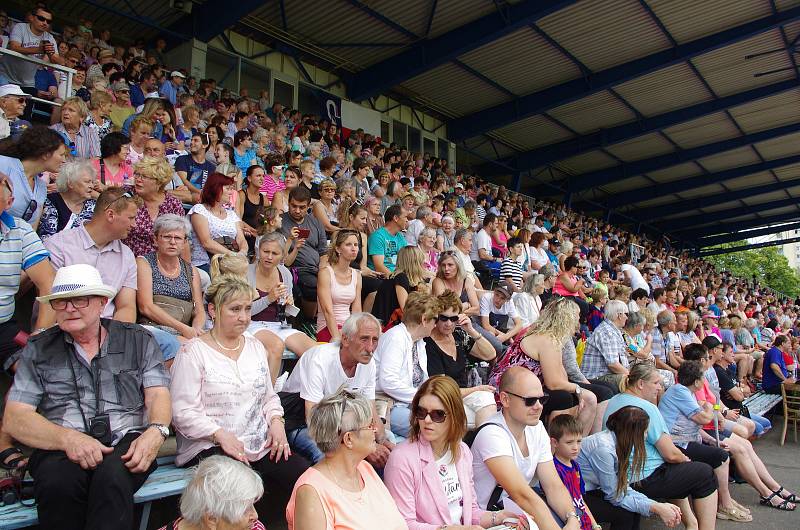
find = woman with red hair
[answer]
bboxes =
[189,172,248,273]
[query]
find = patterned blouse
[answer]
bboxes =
[37,194,96,240]
[84,113,113,142]
[122,192,185,257]
[158,518,265,530]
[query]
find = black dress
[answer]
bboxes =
[424,328,477,387]
[241,191,265,256]
[372,272,412,325]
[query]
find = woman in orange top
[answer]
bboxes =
[287,388,408,530]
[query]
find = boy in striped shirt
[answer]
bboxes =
[500,236,526,290]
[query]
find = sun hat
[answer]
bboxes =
[0,84,29,98]
[37,264,117,303]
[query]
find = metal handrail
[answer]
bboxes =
[0,47,76,106]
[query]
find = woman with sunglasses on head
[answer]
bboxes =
[424,292,497,427]
[287,387,408,530]
[316,229,362,342]
[0,125,66,229]
[385,376,528,530]
[259,152,286,203]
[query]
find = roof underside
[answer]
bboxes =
[41,0,800,247]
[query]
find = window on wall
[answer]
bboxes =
[423,137,436,158]
[381,121,390,143]
[240,61,270,100]
[298,83,320,115]
[273,78,295,108]
[408,126,421,153]
[438,138,449,161]
[393,121,407,147]
[206,47,239,92]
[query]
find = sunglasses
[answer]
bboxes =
[505,391,550,407]
[414,406,447,423]
[105,191,133,211]
[6,97,26,104]
[437,314,459,323]
[35,14,52,23]
[22,199,38,222]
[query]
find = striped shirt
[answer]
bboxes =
[50,122,100,159]
[259,174,286,201]
[500,257,524,289]
[0,211,49,323]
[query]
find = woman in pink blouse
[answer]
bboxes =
[171,275,309,518]
[122,157,185,257]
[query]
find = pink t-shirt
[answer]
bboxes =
[92,158,134,186]
[259,174,285,201]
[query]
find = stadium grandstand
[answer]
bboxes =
[0,1,799,529]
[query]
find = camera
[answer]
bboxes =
[89,414,112,446]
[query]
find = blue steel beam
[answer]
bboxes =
[697,236,800,256]
[447,6,800,141]
[346,0,576,102]
[82,0,191,41]
[658,197,799,231]
[599,153,800,209]
[677,210,800,240]
[692,220,800,248]
[191,0,269,42]
[624,177,800,222]
[567,122,800,193]
[484,78,800,174]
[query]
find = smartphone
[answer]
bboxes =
[201,133,210,146]
[297,228,310,239]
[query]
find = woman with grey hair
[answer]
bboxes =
[37,159,97,240]
[136,214,205,346]
[286,387,408,530]
[158,455,267,529]
[513,273,545,327]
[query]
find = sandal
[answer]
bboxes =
[774,486,799,504]
[717,507,753,522]
[731,499,751,515]
[0,447,27,471]
[760,491,796,511]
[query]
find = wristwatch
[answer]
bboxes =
[148,423,170,439]
[574,385,582,397]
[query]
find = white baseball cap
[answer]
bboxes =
[170,70,186,79]
[0,84,29,98]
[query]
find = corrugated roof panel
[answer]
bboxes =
[470,140,518,161]
[612,62,712,116]
[548,90,638,134]
[458,28,580,95]
[752,131,800,158]
[365,0,440,38]
[728,88,800,133]
[537,0,672,72]
[662,112,741,149]
[556,150,619,174]
[692,30,794,97]
[724,172,783,190]
[491,115,574,151]
[604,132,675,162]
[742,190,798,204]
[772,163,800,179]
[646,162,704,183]
[648,0,772,44]
[678,183,730,199]
[696,146,761,171]
[400,63,510,116]
[428,0,500,39]
[600,176,653,194]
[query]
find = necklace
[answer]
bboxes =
[156,255,180,277]
[324,460,364,503]
[210,330,243,352]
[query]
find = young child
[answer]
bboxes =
[500,236,526,290]
[587,287,607,332]
[549,415,601,530]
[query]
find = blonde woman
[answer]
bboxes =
[50,96,100,159]
[489,298,605,433]
[85,89,113,140]
[316,229,362,342]
[373,245,430,326]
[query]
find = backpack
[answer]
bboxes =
[463,422,507,511]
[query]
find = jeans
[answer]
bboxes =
[287,427,325,464]
[750,413,772,436]
[144,326,180,362]
[390,402,411,439]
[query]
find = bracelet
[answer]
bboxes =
[270,415,285,425]
[211,430,219,445]
[491,512,497,526]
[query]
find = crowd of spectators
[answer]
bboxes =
[0,4,799,530]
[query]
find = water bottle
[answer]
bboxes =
[712,403,721,447]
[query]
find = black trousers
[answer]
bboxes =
[584,489,641,530]
[186,446,310,522]
[28,432,156,530]
[632,462,717,500]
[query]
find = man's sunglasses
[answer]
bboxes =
[414,406,447,423]
[35,14,52,24]
[505,391,550,407]
[437,314,459,323]
[22,199,38,222]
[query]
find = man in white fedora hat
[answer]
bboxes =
[4,263,171,530]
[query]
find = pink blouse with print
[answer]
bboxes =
[122,192,185,256]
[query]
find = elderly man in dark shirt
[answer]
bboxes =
[3,263,171,530]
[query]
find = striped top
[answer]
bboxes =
[500,257,524,289]
[0,211,49,323]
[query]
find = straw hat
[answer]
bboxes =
[37,264,117,303]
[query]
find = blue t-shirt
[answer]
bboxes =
[763,346,788,391]
[0,155,46,223]
[603,393,667,481]
[367,227,407,272]
[658,384,703,448]
[174,155,215,189]
[34,68,56,93]
[129,83,145,108]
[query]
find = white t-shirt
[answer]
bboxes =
[479,292,517,318]
[471,412,552,511]
[282,342,376,401]
[405,218,425,246]
[436,450,463,524]
[621,263,649,294]
[0,23,58,86]
[470,229,492,261]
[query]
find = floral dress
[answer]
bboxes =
[122,192,185,257]
[84,113,112,142]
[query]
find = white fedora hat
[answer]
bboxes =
[37,264,117,303]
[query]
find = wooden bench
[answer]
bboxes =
[743,391,783,418]
[0,455,192,530]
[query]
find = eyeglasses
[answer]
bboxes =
[321,187,336,192]
[35,14,52,24]
[5,97,26,104]
[505,391,550,407]
[414,406,448,423]
[22,199,38,222]
[1,180,11,194]
[50,296,91,310]
[437,314,459,323]
[159,234,186,242]
[134,172,156,181]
